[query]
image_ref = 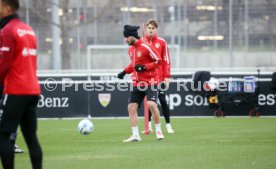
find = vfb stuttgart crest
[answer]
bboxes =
[98,93,111,107]
[155,43,160,49]
[137,51,142,57]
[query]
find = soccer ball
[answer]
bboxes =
[78,119,94,135]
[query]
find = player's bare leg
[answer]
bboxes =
[128,103,139,127]
[123,103,141,142]
[147,101,164,140]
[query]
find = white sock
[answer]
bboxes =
[155,123,161,132]
[148,121,152,130]
[132,126,139,136]
[166,123,172,128]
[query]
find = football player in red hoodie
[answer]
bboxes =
[117,25,165,142]
[143,19,174,134]
[0,0,42,169]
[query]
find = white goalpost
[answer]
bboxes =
[86,44,181,70]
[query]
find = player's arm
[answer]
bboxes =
[145,45,161,70]
[118,63,134,79]
[0,29,15,83]
[117,63,132,79]
[135,44,160,72]
[117,48,134,79]
[124,63,134,74]
[163,41,171,80]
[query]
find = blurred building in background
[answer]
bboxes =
[19,0,276,70]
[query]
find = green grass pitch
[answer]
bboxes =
[14,117,276,169]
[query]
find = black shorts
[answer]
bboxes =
[0,94,39,134]
[129,86,158,108]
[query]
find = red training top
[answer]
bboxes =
[0,15,41,95]
[124,38,161,86]
[143,35,171,81]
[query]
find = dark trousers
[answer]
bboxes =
[149,83,171,124]
[0,95,42,169]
